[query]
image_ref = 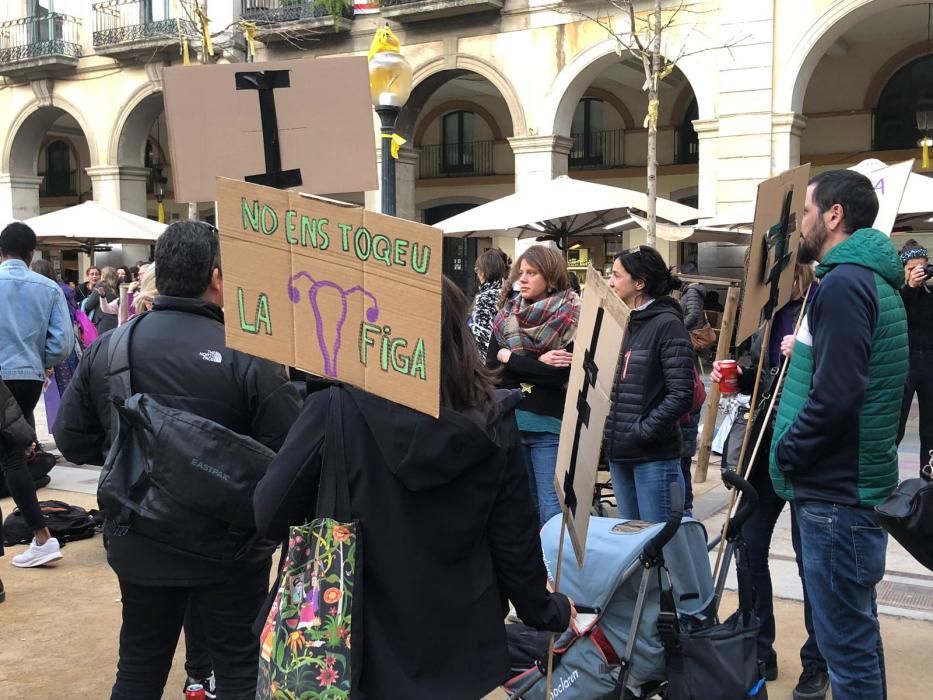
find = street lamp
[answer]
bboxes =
[368,29,412,217]
[916,98,933,170]
[152,173,168,223]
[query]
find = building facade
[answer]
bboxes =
[0,0,930,282]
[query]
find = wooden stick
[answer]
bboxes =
[695,285,741,482]
[544,512,568,699]
[712,316,771,581]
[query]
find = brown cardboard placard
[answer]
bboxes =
[216,178,442,417]
[163,58,378,204]
[553,267,630,566]
[736,164,810,345]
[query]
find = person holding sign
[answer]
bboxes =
[896,240,933,472]
[604,246,695,522]
[486,246,581,526]
[770,170,908,699]
[254,278,573,700]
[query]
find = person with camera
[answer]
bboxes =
[897,240,933,471]
[54,222,302,700]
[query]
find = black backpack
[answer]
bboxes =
[3,500,96,546]
[97,317,277,564]
[876,459,933,572]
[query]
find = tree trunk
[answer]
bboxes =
[646,0,661,248]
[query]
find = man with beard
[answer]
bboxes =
[769,169,907,699]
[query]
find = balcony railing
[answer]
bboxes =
[92,0,198,48]
[569,129,624,169]
[419,141,495,179]
[240,0,353,22]
[0,13,82,64]
[380,0,504,22]
[39,171,78,197]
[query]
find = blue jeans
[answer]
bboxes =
[609,459,684,522]
[794,501,887,699]
[521,431,562,526]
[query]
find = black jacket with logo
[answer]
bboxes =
[604,296,695,464]
[54,296,301,585]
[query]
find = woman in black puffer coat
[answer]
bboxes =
[605,246,695,522]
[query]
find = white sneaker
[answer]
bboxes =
[11,537,63,568]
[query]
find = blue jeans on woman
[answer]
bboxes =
[609,459,684,522]
[521,431,562,527]
[794,501,887,699]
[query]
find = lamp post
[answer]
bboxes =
[152,174,168,223]
[368,36,412,217]
[917,98,933,170]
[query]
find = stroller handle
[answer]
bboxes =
[720,469,759,535]
[643,482,684,561]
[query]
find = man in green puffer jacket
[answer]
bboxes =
[770,170,908,700]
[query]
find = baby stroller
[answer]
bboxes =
[505,475,766,699]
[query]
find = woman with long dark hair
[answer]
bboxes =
[254,277,572,700]
[605,245,695,522]
[486,245,580,525]
[469,248,509,358]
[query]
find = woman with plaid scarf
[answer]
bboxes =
[487,246,580,526]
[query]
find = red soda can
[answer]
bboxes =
[185,685,206,700]
[718,360,740,394]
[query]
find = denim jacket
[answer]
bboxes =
[0,259,74,381]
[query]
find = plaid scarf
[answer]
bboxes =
[492,289,580,355]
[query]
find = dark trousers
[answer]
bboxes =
[110,560,271,700]
[738,460,825,670]
[898,349,933,471]
[0,380,44,532]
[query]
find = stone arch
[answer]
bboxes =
[776,0,906,113]
[111,84,165,167]
[541,38,713,137]
[398,53,525,140]
[413,100,505,147]
[670,86,697,129]
[3,98,99,175]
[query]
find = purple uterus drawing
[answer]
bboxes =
[287,271,379,377]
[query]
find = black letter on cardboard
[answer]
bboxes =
[235,70,302,190]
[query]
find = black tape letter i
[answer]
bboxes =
[235,70,303,189]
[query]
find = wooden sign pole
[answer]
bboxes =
[694,284,740,483]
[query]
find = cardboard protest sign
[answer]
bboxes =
[736,164,809,345]
[164,58,378,204]
[216,178,442,417]
[849,159,914,236]
[554,267,630,566]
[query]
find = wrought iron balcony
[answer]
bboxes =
[240,1,353,43]
[419,141,495,179]
[569,129,624,169]
[0,13,82,78]
[92,0,199,58]
[380,0,503,23]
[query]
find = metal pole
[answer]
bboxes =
[375,106,399,217]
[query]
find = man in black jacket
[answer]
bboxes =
[54,222,301,700]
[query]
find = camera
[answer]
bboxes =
[925,263,933,280]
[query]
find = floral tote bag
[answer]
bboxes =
[257,387,361,700]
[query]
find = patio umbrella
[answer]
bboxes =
[434,175,701,242]
[24,201,166,250]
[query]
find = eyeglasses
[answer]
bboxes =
[201,221,221,285]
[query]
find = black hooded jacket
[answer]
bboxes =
[253,384,570,700]
[53,296,302,585]
[604,296,695,464]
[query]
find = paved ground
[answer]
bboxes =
[1,399,931,698]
